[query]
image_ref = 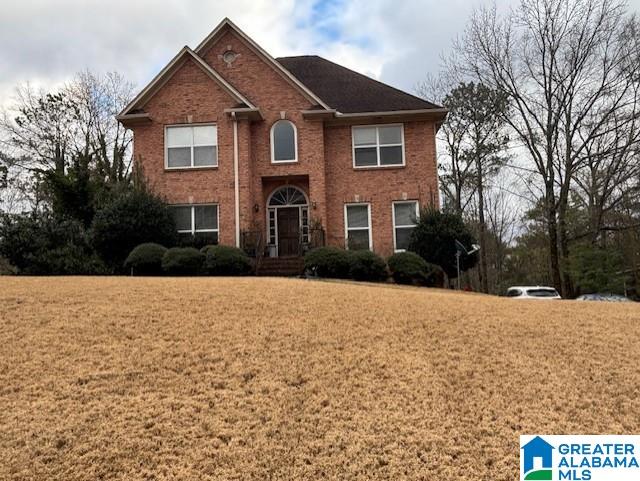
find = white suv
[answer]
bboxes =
[506,286,561,299]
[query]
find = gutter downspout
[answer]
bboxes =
[232,112,240,248]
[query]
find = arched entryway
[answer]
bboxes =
[266,186,309,257]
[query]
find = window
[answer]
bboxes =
[270,120,297,163]
[393,201,419,251]
[170,204,219,244]
[344,203,371,250]
[166,125,217,168]
[352,124,404,168]
[526,288,560,298]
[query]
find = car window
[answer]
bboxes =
[526,288,559,297]
[506,289,522,297]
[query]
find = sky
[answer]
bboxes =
[0,0,549,108]
[2,0,639,109]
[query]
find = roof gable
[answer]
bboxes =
[194,18,330,110]
[119,46,255,117]
[277,55,443,114]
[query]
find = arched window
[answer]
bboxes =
[267,186,307,206]
[270,120,297,163]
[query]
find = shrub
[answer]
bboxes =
[304,246,352,279]
[201,245,252,276]
[348,250,388,282]
[0,256,18,275]
[90,185,177,271]
[124,243,168,276]
[408,207,477,278]
[388,252,445,287]
[0,212,107,275]
[161,247,204,276]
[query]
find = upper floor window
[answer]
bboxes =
[166,124,217,169]
[352,124,404,168]
[271,120,297,163]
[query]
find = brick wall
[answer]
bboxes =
[130,27,439,257]
[131,57,238,245]
[324,121,439,257]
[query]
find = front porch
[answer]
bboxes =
[240,183,325,275]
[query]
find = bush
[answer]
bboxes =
[0,212,107,275]
[408,207,477,278]
[90,185,177,271]
[0,256,18,275]
[348,250,388,282]
[388,252,444,287]
[161,247,204,276]
[124,243,168,276]
[304,246,352,279]
[201,245,252,276]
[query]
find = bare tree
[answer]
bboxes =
[69,71,134,184]
[417,75,477,214]
[0,72,134,216]
[0,86,79,175]
[457,0,640,296]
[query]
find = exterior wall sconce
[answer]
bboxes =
[254,203,259,212]
[312,201,317,209]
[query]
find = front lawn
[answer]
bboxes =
[1,277,638,480]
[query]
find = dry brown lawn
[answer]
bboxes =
[1,277,639,480]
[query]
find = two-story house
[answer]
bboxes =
[117,18,446,268]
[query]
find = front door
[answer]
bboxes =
[277,207,300,256]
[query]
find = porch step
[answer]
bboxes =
[257,257,304,277]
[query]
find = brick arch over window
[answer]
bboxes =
[270,120,298,163]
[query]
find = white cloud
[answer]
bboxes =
[1,0,640,109]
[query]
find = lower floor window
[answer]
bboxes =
[345,203,371,250]
[393,201,419,251]
[170,204,219,245]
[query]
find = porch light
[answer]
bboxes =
[254,203,260,212]
[312,201,317,209]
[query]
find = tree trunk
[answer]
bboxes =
[557,176,574,299]
[545,182,563,293]
[476,158,489,293]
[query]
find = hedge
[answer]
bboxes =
[161,247,204,276]
[124,243,167,276]
[388,252,444,287]
[304,246,352,279]
[201,245,252,276]
[348,250,388,282]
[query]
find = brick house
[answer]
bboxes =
[117,18,446,268]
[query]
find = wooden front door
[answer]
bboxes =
[277,207,300,257]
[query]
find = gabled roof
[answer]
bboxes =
[277,55,443,114]
[194,18,331,110]
[118,46,255,118]
[118,18,446,125]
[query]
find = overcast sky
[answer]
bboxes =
[1,0,639,109]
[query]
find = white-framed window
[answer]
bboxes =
[170,204,219,244]
[392,201,419,252]
[165,124,217,169]
[344,203,372,250]
[270,120,298,163]
[352,124,405,168]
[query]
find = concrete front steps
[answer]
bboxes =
[256,257,304,277]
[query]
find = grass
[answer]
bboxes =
[1,277,639,480]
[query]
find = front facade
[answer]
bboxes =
[118,19,446,259]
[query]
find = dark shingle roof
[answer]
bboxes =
[276,55,441,113]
